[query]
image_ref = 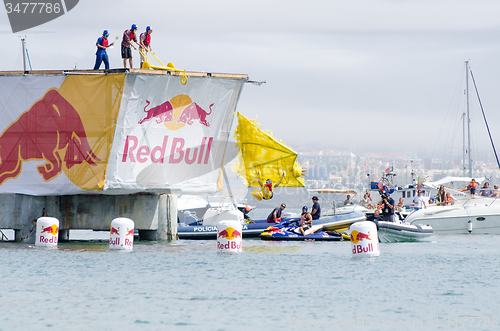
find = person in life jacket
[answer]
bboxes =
[470,178,477,199]
[252,172,284,201]
[94,30,114,70]
[122,24,139,68]
[139,26,153,69]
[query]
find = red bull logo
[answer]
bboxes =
[217,227,241,240]
[110,226,120,236]
[0,89,100,186]
[126,228,134,236]
[217,226,242,250]
[350,230,371,244]
[41,224,59,236]
[137,94,214,130]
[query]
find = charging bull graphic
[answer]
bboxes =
[138,100,174,124]
[138,94,213,128]
[0,89,100,186]
[350,230,371,244]
[41,225,59,236]
[176,102,213,127]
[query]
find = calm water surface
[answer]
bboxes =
[1,235,499,330]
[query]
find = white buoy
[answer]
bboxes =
[350,221,380,258]
[110,218,134,250]
[36,217,59,247]
[217,220,242,252]
[468,220,472,233]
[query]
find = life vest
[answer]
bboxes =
[101,37,108,47]
[142,33,151,46]
[262,183,273,200]
[470,181,477,189]
[446,195,452,203]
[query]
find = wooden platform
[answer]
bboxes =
[0,68,248,80]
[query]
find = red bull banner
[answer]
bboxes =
[105,74,245,194]
[0,73,245,195]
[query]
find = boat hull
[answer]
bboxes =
[177,210,366,240]
[405,205,500,234]
[377,221,433,243]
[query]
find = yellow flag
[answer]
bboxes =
[233,112,305,188]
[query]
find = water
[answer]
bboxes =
[1,235,499,330]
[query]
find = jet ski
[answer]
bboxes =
[259,220,343,241]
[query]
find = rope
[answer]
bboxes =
[469,69,500,170]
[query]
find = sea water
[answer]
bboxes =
[1,234,499,330]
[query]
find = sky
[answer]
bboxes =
[2,0,500,163]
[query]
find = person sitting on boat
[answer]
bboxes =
[365,190,373,202]
[360,193,374,209]
[413,190,426,211]
[445,192,455,205]
[252,172,284,201]
[470,178,477,199]
[366,209,383,226]
[490,185,500,198]
[380,193,395,222]
[266,203,286,223]
[396,197,405,212]
[311,196,321,220]
[437,185,446,206]
[344,194,353,205]
[480,182,493,197]
[297,206,313,236]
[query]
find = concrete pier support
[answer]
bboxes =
[0,193,177,243]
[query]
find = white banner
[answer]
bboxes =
[105,74,245,194]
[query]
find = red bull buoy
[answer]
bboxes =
[36,217,59,247]
[350,221,380,258]
[217,220,242,253]
[110,218,134,250]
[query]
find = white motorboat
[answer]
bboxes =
[404,198,500,234]
[376,221,433,243]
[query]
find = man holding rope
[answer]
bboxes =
[122,24,139,68]
[139,26,153,69]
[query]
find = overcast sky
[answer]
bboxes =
[2,0,500,163]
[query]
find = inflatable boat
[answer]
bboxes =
[376,221,433,243]
[178,210,366,240]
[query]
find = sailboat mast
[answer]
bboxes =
[21,37,27,72]
[462,112,466,177]
[465,60,472,177]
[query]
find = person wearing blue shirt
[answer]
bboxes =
[94,30,114,70]
[311,196,321,220]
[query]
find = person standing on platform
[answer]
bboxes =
[122,24,139,68]
[311,196,321,220]
[139,26,153,69]
[94,30,114,70]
